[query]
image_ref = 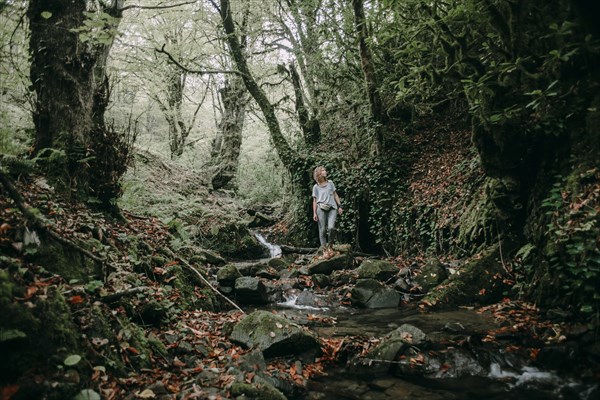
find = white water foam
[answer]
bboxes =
[254,232,282,258]
[489,363,558,386]
[277,294,330,311]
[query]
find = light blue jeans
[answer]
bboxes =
[317,207,337,247]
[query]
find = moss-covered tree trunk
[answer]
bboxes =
[27,0,128,210]
[211,76,248,190]
[351,0,385,153]
[219,0,314,242]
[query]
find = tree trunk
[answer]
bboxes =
[164,64,189,159]
[211,76,247,190]
[351,0,385,152]
[289,62,321,146]
[219,0,306,182]
[27,0,128,210]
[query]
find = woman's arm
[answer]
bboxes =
[313,197,318,221]
[334,192,343,214]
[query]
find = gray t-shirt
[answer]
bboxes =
[312,181,337,209]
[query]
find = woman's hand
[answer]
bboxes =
[313,213,318,221]
[338,207,343,215]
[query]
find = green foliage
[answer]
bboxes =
[236,159,284,207]
[71,11,121,46]
[534,167,600,316]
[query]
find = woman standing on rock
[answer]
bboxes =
[312,166,343,252]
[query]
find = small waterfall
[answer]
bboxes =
[254,232,282,258]
[277,292,329,311]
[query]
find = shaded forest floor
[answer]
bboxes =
[1,136,599,399]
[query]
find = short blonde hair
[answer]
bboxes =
[313,166,326,184]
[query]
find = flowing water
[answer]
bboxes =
[275,297,598,400]
[251,237,598,400]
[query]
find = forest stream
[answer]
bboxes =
[231,235,599,400]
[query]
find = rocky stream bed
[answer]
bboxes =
[207,237,599,400]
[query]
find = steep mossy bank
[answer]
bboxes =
[0,173,224,397]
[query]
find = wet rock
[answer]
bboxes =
[392,278,410,291]
[296,290,329,308]
[237,261,266,277]
[354,324,428,375]
[306,253,353,275]
[217,264,242,287]
[268,257,289,271]
[247,211,276,228]
[366,289,401,309]
[422,244,514,309]
[350,279,383,307]
[256,267,280,279]
[417,348,486,378]
[356,259,398,281]
[331,270,355,285]
[312,274,330,288]
[229,311,320,359]
[212,223,268,259]
[235,277,269,305]
[414,259,448,292]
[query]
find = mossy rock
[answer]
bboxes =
[230,311,320,359]
[25,233,99,281]
[0,281,80,384]
[414,259,448,292]
[350,279,383,306]
[217,264,242,286]
[230,382,287,400]
[356,259,398,281]
[267,257,289,271]
[165,265,220,311]
[422,244,510,309]
[202,222,266,259]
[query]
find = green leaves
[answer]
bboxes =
[40,11,52,19]
[71,11,121,46]
[73,389,101,400]
[64,354,82,366]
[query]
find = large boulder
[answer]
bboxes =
[422,244,511,309]
[350,279,383,306]
[217,264,242,287]
[414,259,448,292]
[350,279,400,308]
[356,259,398,281]
[235,277,269,305]
[356,324,428,375]
[204,222,267,259]
[230,311,321,359]
[306,253,352,275]
[366,289,401,309]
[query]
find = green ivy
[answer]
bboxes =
[537,168,600,317]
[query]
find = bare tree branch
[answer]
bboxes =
[119,1,197,12]
[155,44,247,77]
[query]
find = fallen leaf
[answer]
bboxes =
[70,295,85,304]
[137,389,155,398]
[0,384,20,400]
